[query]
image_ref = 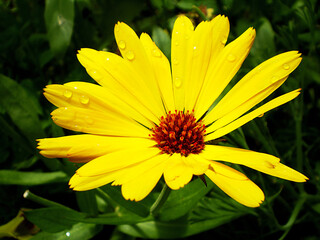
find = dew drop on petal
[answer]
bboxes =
[63,90,72,99]
[152,49,161,58]
[118,40,126,50]
[88,69,102,80]
[193,46,199,57]
[175,41,179,46]
[271,76,278,83]
[174,77,182,88]
[227,54,236,62]
[80,95,90,105]
[126,51,135,60]
[220,36,228,45]
[173,58,179,65]
[283,63,290,70]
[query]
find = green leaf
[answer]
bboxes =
[25,207,86,233]
[31,222,102,240]
[119,197,248,239]
[157,178,214,221]
[250,18,276,63]
[0,170,68,186]
[44,0,75,58]
[152,26,171,59]
[100,185,150,218]
[0,74,45,144]
[76,191,99,216]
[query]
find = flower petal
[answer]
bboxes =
[195,27,256,120]
[164,154,193,190]
[205,88,301,141]
[140,33,175,112]
[184,154,210,175]
[121,155,170,201]
[37,135,155,163]
[44,82,154,128]
[204,51,302,125]
[51,106,150,137]
[202,145,308,182]
[205,162,265,207]
[114,22,165,116]
[185,15,230,111]
[77,48,162,123]
[171,15,194,110]
[76,146,160,177]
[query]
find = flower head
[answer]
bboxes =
[38,15,308,207]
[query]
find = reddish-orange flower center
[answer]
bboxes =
[151,110,206,157]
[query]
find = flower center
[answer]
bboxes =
[151,110,206,156]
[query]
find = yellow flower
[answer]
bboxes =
[38,15,308,208]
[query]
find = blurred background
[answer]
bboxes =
[0,0,319,239]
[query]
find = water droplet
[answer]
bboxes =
[88,69,102,80]
[173,58,179,65]
[175,41,179,46]
[227,54,236,62]
[271,76,278,83]
[80,95,90,105]
[106,57,110,61]
[283,63,290,70]
[63,90,72,99]
[126,51,135,60]
[118,40,126,50]
[193,46,199,57]
[220,36,227,45]
[66,232,70,237]
[74,124,83,132]
[152,49,161,57]
[174,77,182,88]
[258,113,264,118]
[175,31,179,34]
[84,116,94,124]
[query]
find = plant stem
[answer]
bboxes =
[150,184,171,216]
[23,190,70,209]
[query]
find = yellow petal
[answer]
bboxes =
[204,51,302,125]
[184,154,210,175]
[121,155,170,201]
[114,22,165,117]
[164,154,193,190]
[51,106,150,137]
[37,135,155,162]
[195,27,256,120]
[140,33,175,112]
[76,147,160,177]
[205,76,288,132]
[185,15,230,111]
[205,89,301,141]
[112,154,169,186]
[70,171,124,191]
[171,15,194,110]
[44,82,155,129]
[77,48,162,123]
[202,145,308,182]
[205,162,265,207]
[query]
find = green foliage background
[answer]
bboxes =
[0,0,319,239]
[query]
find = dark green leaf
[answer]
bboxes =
[31,222,101,240]
[0,170,68,186]
[44,0,75,58]
[0,74,45,144]
[152,26,171,59]
[158,178,214,221]
[76,191,99,216]
[101,185,150,218]
[25,207,86,233]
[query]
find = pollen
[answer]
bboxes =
[151,110,206,156]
